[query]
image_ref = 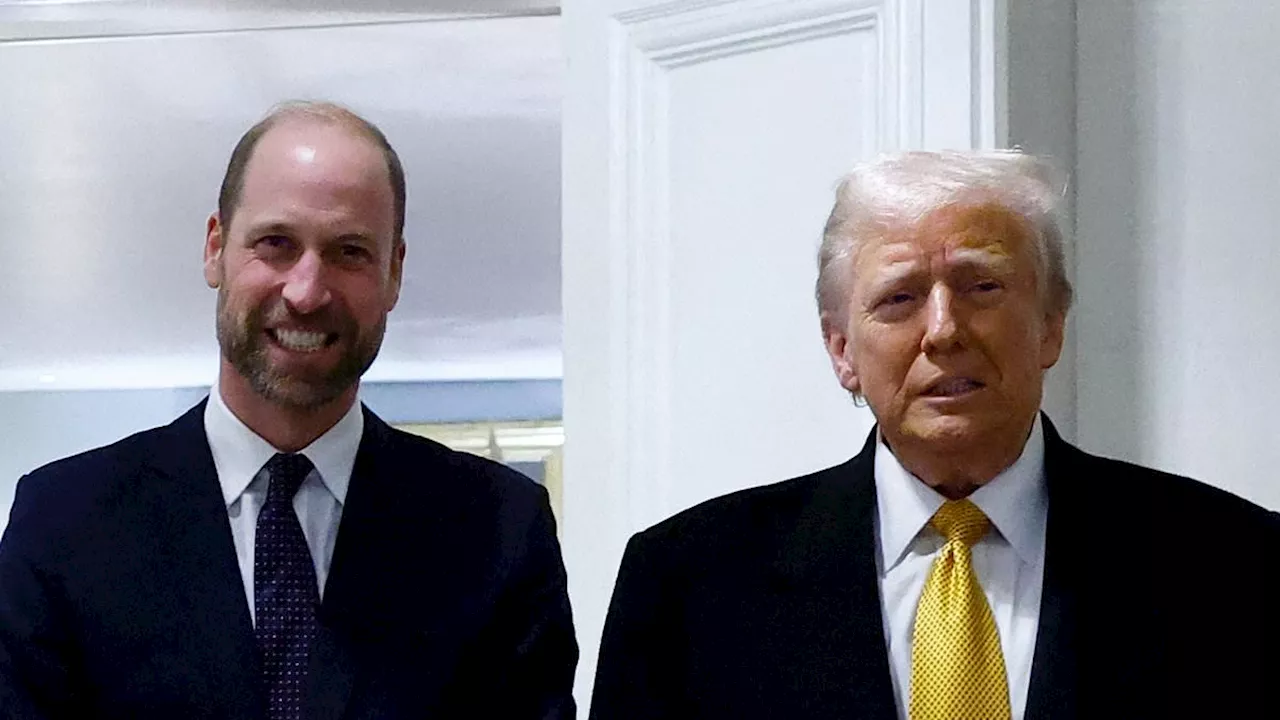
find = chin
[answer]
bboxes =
[901,413,988,449]
[254,371,352,410]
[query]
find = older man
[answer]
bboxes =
[589,151,1279,719]
[0,102,577,718]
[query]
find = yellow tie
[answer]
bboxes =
[909,499,1011,720]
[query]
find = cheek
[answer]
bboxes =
[381,281,401,310]
[860,326,919,368]
[340,279,393,320]
[979,312,1048,372]
[221,262,278,301]
[852,329,918,399]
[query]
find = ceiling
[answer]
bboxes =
[0,0,560,41]
[0,2,562,390]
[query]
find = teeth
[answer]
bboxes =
[273,329,328,352]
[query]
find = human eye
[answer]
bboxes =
[870,287,919,320]
[341,244,372,260]
[254,234,293,259]
[333,241,375,267]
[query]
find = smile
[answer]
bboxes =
[267,328,337,353]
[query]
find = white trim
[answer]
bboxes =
[603,0,901,527]
[973,0,1007,148]
[896,0,923,147]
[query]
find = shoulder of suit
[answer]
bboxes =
[8,423,173,545]
[1061,440,1278,534]
[630,458,858,553]
[20,421,168,489]
[378,422,548,497]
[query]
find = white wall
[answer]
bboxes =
[1076,0,1280,509]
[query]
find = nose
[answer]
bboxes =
[280,250,332,315]
[921,283,965,354]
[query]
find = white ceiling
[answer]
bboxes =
[0,0,560,41]
[0,3,562,390]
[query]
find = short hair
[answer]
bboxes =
[816,149,1072,321]
[217,100,406,244]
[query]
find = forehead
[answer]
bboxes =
[856,202,1037,276]
[234,119,394,229]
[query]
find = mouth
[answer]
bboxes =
[266,328,338,354]
[922,377,985,398]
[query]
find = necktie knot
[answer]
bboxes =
[264,453,313,505]
[929,499,990,548]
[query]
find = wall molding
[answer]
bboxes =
[619,0,883,66]
[604,0,905,527]
[596,0,1001,527]
[897,0,1003,149]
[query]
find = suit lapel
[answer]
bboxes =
[1023,416,1080,720]
[310,408,481,718]
[768,431,898,719]
[144,401,263,717]
[305,409,383,720]
[1028,418,1163,718]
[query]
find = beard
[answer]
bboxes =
[216,285,385,410]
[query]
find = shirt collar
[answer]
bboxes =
[204,384,364,508]
[874,414,1047,573]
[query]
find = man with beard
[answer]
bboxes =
[0,102,577,719]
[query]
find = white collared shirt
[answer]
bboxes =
[874,415,1048,720]
[203,386,363,626]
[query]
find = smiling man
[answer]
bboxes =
[0,102,577,719]
[589,150,1279,719]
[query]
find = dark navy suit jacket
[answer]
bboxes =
[0,400,577,719]
[590,417,1280,719]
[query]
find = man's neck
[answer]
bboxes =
[885,417,1037,500]
[216,364,357,453]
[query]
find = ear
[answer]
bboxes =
[821,311,860,395]
[204,212,225,289]
[1038,308,1067,370]
[385,239,406,312]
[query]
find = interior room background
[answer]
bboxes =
[4,0,1280,711]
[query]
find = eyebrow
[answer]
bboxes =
[243,221,295,237]
[947,246,1017,271]
[862,260,920,293]
[242,222,376,245]
[861,249,1017,295]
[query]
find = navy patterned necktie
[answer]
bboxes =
[255,453,320,720]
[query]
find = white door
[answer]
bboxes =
[561,0,1005,705]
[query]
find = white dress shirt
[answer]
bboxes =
[203,386,363,626]
[874,415,1048,720]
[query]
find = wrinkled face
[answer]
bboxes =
[823,203,1064,455]
[204,120,404,409]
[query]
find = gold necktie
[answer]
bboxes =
[909,499,1011,720]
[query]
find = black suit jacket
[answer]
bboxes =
[590,417,1280,719]
[0,400,577,719]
